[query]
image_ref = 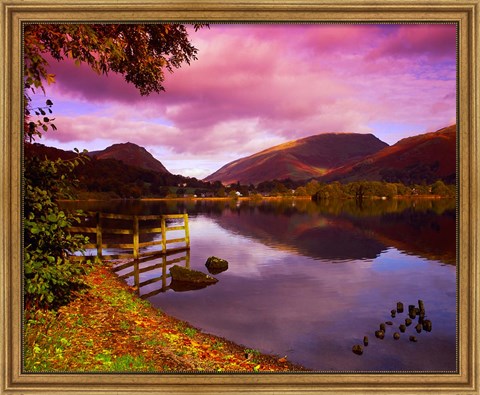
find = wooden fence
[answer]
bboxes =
[70,212,190,261]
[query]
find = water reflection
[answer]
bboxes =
[210,198,455,265]
[62,198,456,371]
[62,198,455,265]
[113,249,196,298]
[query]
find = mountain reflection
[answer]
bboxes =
[211,198,456,265]
[62,197,456,265]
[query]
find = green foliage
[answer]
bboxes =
[23,150,92,310]
[110,354,152,371]
[216,187,227,197]
[294,186,308,196]
[183,327,197,338]
[228,190,239,200]
[312,180,455,201]
[431,180,455,197]
[305,180,321,196]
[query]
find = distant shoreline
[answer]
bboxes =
[59,195,455,202]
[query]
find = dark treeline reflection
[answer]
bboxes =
[61,197,456,265]
[211,198,456,265]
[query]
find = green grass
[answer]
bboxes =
[183,327,197,338]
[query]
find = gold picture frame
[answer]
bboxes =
[1,0,478,394]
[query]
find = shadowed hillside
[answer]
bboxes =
[88,142,171,174]
[320,125,456,184]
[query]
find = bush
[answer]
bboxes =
[24,150,91,310]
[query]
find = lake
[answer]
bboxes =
[61,198,457,372]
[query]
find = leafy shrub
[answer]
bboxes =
[24,150,91,310]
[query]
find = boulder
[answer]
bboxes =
[352,344,363,355]
[170,265,218,286]
[205,256,229,274]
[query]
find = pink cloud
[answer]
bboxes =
[48,55,139,103]
[368,24,456,60]
[39,24,456,176]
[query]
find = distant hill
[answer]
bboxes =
[88,142,170,174]
[320,125,456,184]
[204,133,389,185]
[24,142,211,199]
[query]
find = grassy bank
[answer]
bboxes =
[24,263,307,372]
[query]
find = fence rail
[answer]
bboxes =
[70,212,190,261]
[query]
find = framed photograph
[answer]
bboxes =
[1,0,478,394]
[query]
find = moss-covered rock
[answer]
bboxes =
[205,256,229,274]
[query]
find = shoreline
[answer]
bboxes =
[24,263,309,372]
[60,195,455,202]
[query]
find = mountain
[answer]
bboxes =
[320,125,456,184]
[204,133,389,185]
[88,142,171,174]
[24,142,212,199]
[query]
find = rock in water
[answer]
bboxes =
[205,256,229,274]
[170,265,218,285]
[363,336,369,346]
[418,299,425,315]
[397,302,404,313]
[408,305,417,319]
[423,320,432,332]
[352,345,363,355]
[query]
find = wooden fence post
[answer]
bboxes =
[185,249,191,269]
[184,213,190,249]
[161,255,167,291]
[133,215,139,260]
[133,259,140,294]
[96,212,103,259]
[161,216,167,254]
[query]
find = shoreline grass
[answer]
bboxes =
[24,263,308,373]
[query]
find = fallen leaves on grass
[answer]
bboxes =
[24,264,307,373]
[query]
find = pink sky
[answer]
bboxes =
[32,23,457,179]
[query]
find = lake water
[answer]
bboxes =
[61,198,457,372]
